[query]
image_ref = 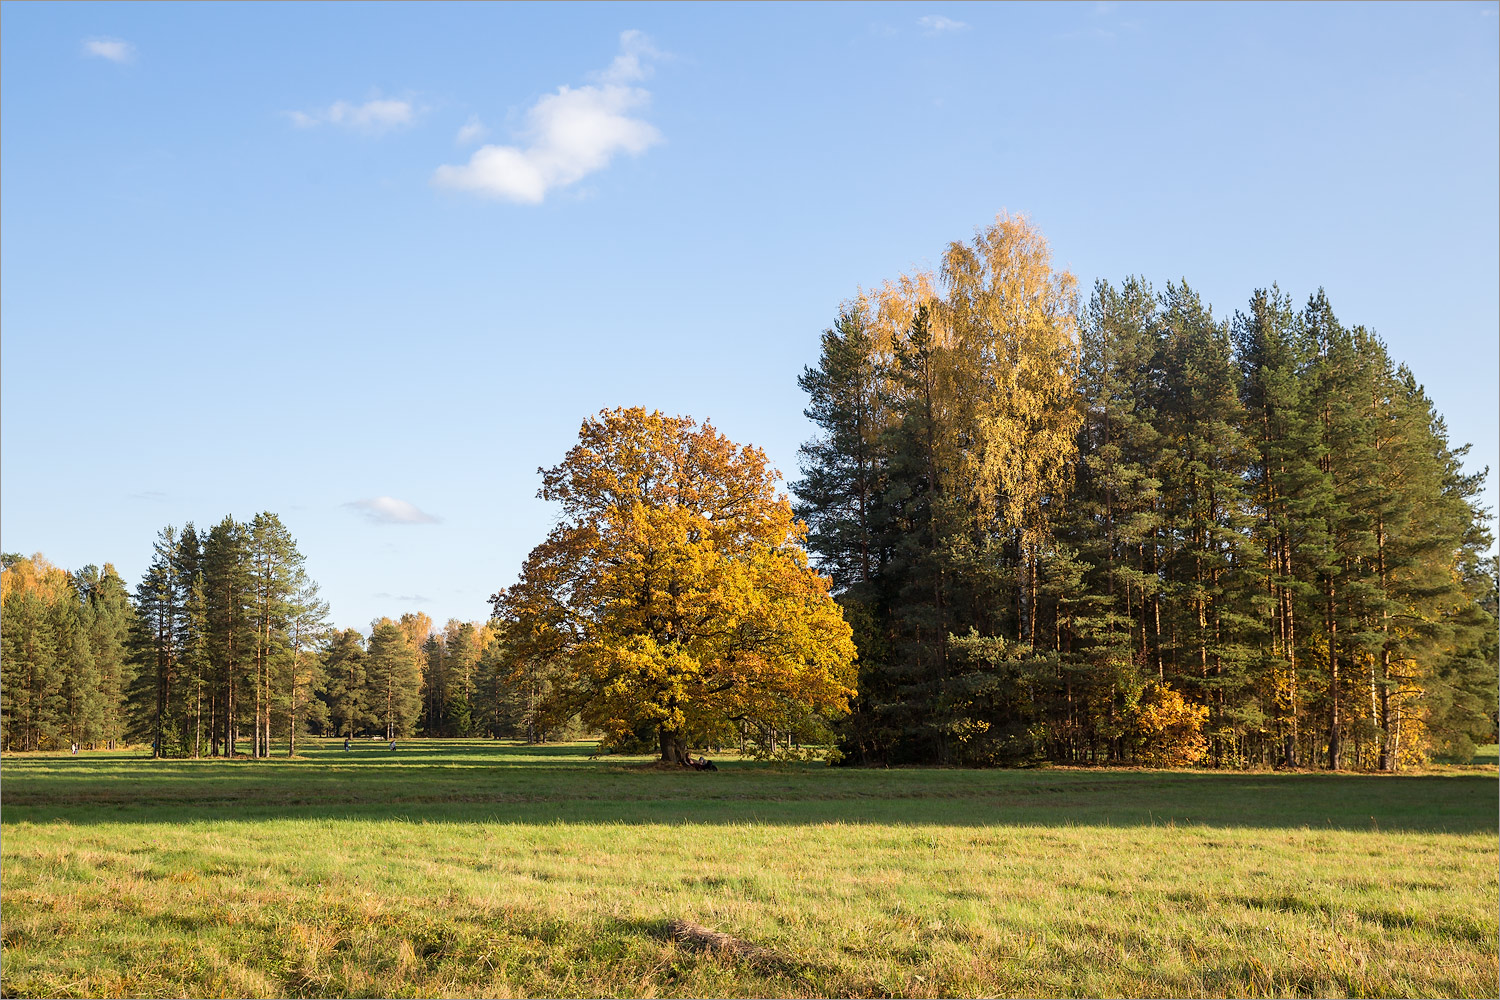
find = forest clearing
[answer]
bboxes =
[2,740,1496,998]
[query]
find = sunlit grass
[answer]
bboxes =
[3,740,1495,998]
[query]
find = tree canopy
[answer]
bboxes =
[491,407,858,764]
[794,215,1496,769]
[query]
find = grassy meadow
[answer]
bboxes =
[2,741,1496,999]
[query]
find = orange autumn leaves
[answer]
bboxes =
[493,408,857,759]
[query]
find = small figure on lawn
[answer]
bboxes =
[343,737,351,751]
[694,755,718,772]
[389,739,396,750]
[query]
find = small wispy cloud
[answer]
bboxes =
[918,15,969,35]
[432,30,663,204]
[129,489,167,502]
[455,115,487,146]
[593,28,663,84]
[344,497,442,525]
[289,98,418,134]
[374,592,433,604]
[450,114,486,145]
[83,38,135,63]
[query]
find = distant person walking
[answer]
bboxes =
[71,742,78,755]
[389,739,396,750]
[344,737,351,751]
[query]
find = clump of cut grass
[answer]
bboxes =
[666,918,766,960]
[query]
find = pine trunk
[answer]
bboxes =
[1326,579,1341,771]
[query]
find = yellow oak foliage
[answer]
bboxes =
[495,407,857,763]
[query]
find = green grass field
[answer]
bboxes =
[2,741,1496,998]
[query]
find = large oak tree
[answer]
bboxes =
[492,407,857,765]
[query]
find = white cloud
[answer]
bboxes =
[344,497,442,525]
[456,115,488,146]
[594,28,662,84]
[918,15,969,35]
[83,38,134,63]
[433,30,663,204]
[289,98,417,134]
[374,592,433,604]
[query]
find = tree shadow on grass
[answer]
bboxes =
[2,740,1495,833]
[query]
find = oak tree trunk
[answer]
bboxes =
[659,726,690,766]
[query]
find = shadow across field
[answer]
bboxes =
[2,740,1494,833]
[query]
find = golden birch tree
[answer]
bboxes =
[939,213,1081,644]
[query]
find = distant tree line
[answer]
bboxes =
[322,614,556,742]
[1,516,556,754]
[795,215,1497,770]
[1,555,134,751]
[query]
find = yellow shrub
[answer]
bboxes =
[1130,683,1209,767]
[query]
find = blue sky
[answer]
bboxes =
[3,1,1496,631]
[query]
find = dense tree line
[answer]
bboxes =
[1,555,134,751]
[795,215,1497,770]
[2,516,551,754]
[324,614,543,741]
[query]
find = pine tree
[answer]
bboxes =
[131,527,184,756]
[1376,374,1493,767]
[57,584,105,747]
[421,635,448,735]
[442,621,487,737]
[366,618,421,739]
[1067,277,1164,760]
[247,513,302,758]
[794,304,890,591]
[202,517,253,756]
[74,563,135,748]
[283,575,329,754]
[1154,281,1261,761]
[471,631,515,738]
[1234,287,1323,765]
[871,304,959,763]
[323,629,369,737]
[180,571,210,756]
